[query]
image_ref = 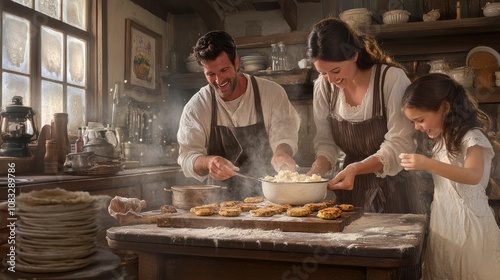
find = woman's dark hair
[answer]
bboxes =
[193,30,237,65]
[307,18,403,70]
[401,73,494,157]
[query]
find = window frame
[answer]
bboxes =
[0,0,105,130]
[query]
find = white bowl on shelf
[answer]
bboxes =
[382,10,410,24]
[243,63,266,72]
[483,2,500,17]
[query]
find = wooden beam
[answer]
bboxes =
[188,0,224,30]
[278,0,298,31]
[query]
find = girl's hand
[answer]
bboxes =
[399,153,428,171]
[306,156,331,177]
[327,163,359,191]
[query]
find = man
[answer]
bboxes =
[177,30,300,200]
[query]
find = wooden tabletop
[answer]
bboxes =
[107,213,428,268]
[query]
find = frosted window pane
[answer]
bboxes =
[12,0,33,8]
[67,36,86,86]
[41,27,63,81]
[2,73,30,107]
[2,13,30,73]
[63,0,86,31]
[35,0,61,20]
[67,86,86,134]
[41,81,63,126]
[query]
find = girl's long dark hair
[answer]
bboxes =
[402,73,494,158]
[307,18,404,70]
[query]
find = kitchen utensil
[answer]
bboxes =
[428,59,450,74]
[261,180,328,205]
[234,172,260,181]
[166,185,222,210]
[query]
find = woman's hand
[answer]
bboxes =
[399,153,428,171]
[327,163,359,190]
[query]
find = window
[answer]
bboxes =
[1,0,99,136]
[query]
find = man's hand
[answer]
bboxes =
[271,144,296,172]
[207,156,239,180]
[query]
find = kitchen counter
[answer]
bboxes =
[107,213,428,280]
[0,165,185,210]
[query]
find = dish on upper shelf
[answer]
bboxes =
[466,46,500,69]
[466,46,500,88]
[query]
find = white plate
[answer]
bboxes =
[466,46,500,67]
[17,201,94,213]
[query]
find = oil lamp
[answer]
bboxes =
[0,96,38,157]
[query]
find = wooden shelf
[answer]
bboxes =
[233,17,500,49]
[162,68,317,90]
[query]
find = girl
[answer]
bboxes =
[400,73,500,279]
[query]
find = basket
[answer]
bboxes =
[382,10,410,24]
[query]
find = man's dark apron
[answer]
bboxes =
[327,64,423,214]
[207,76,274,200]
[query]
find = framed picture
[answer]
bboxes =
[125,19,162,94]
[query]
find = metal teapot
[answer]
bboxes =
[82,137,115,162]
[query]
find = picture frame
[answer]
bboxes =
[125,19,162,94]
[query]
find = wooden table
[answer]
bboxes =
[107,213,428,280]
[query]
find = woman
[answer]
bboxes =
[306,18,425,214]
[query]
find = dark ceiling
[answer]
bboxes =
[132,0,320,25]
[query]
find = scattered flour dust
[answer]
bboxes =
[203,226,285,240]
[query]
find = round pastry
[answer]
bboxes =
[160,205,177,213]
[219,207,242,217]
[220,201,242,208]
[249,208,278,217]
[190,205,217,213]
[286,207,311,217]
[238,203,259,212]
[317,207,342,220]
[337,204,354,211]
[264,203,292,213]
[243,196,264,203]
[191,207,215,216]
[323,199,336,207]
[304,202,328,212]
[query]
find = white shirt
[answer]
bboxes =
[312,65,416,177]
[177,73,300,181]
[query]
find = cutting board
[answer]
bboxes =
[157,208,363,233]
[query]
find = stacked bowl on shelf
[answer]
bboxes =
[240,53,267,72]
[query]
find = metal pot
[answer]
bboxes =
[83,137,114,161]
[166,185,222,209]
[261,180,328,205]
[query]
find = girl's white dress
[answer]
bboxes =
[423,129,500,280]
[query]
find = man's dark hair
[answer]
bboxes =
[193,30,237,65]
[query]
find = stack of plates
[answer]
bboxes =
[16,188,98,273]
[241,54,267,72]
